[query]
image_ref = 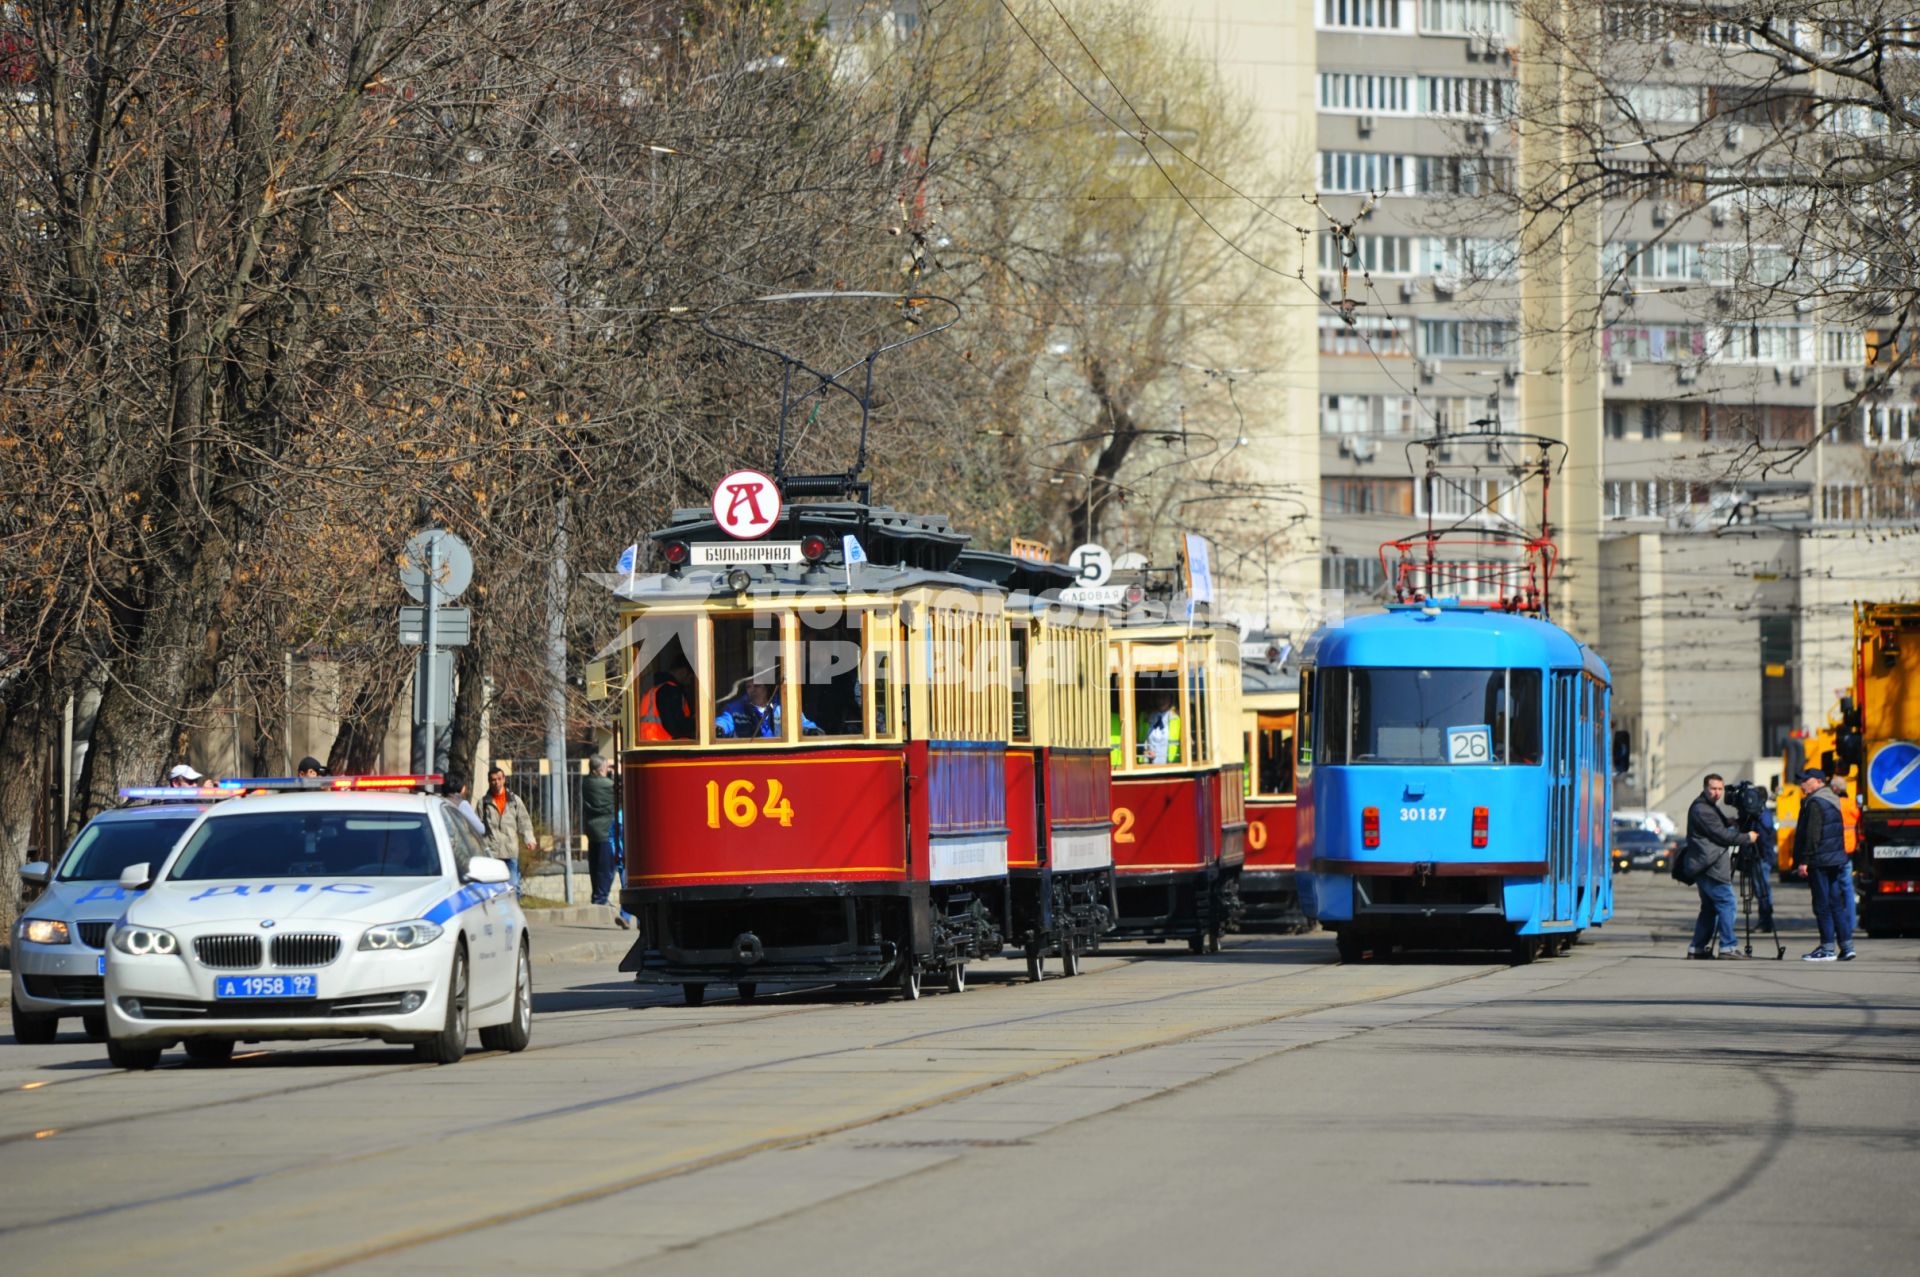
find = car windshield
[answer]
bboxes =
[166,811,439,880]
[58,816,198,881]
[1617,831,1663,846]
[1320,667,1542,766]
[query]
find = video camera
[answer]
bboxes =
[1724,780,1768,874]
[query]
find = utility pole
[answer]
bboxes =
[544,492,573,904]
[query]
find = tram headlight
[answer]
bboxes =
[725,567,752,593]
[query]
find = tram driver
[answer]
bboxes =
[1138,690,1182,765]
[715,669,821,739]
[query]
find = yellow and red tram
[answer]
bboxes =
[1239,658,1305,931]
[615,503,1111,1001]
[1105,616,1247,952]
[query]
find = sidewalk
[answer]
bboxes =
[524,912,636,968]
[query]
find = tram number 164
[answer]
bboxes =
[704,779,796,829]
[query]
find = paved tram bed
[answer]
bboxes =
[1,875,1914,1277]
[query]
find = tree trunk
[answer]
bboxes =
[327,659,408,776]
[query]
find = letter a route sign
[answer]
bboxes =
[712,469,781,540]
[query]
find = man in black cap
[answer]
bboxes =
[296,756,330,779]
[1794,768,1855,961]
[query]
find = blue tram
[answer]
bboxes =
[1295,600,1613,963]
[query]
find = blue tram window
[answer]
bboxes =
[1321,667,1541,765]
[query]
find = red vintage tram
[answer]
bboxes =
[1105,614,1247,952]
[614,506,1114,1001]
[1239,653,1305,930]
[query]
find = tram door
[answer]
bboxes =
[1546,672,1579,923]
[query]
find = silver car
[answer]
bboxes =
[11,803,208,1043]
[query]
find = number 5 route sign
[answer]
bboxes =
[712,469,781,539]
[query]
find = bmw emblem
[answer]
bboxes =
[259,920,276,929]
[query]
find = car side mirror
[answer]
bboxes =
[19,861,50,886]
[118,863,153,891]
[465,856,510,886]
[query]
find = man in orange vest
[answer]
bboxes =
[1832,776,1860,854]
[637,659,696,741]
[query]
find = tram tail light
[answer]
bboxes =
[1472,806,1489,849]
[1878,879,1919,894]
[662,540,690,567]
[800,534,828,563]
[1362,806,1380,849]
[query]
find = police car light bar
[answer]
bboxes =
[117,787,231,802]
[331,774,443,791]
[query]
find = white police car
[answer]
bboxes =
[12,803,209,1043]
[103,779,531,1069]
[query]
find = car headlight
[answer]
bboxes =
[22,918,70,945]
[110,925,179,956]
[358,920,444,952]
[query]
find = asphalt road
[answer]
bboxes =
[2,874,1914,1276]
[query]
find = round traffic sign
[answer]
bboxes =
[711,469,782,540]
[1068,542,1113,587]
[398,529,474,603]
[1867,740,1920,808]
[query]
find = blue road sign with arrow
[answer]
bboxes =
[1867,740,1920,808]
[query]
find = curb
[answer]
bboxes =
[524,904,629,927]
[531,938,631,967]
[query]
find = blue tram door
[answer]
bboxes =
[1546,672,1578,926]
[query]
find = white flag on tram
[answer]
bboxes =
[843,535,867,590]
[615,543,638,574]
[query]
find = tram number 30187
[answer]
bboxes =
[1399,807,1447,822]
[705,779,797,829]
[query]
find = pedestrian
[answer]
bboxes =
[167,764,205,789]
[1684,773,1757,959]
[479,767,537,894]
[1793,768,1855,962]
[296,756,329,780]
[444,774,486,838]
[582,755,618,907]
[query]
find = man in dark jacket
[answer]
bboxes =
[1686,774,1757,958]
[1793,768,1854,962]
[582,755,618,907]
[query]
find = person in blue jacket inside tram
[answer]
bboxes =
[715,678,820,738]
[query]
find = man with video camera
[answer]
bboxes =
[1683,774,1758,959]
[1792,768,1855,962]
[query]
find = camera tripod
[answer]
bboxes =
[1735,857,1786,960]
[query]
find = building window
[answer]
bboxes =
[1617,84,1703,124]
[1318,72,1414,115]
[1323,477,1415,516]
[1321,394,1423,435]
[1602,324,1705,362]
[1419,319,1513,360]
[1604,480,1710,520]
[1823,330,1865,365]
[1822,484,1866,522]
[1320,0,1407,31]
[1861,404,1916,446]
[1715,325,1809,364]
[1319,151,1411,194]
[1760,615,1795,759]
[1417,236,1516,279]
[1320,233,1416,275]
[1421,0,1514,37]
[1419,75,1515,118]
[1415,475,1522,522]
[1414,154,1512,196]
[1321,555,1388,595]
[1320,314,1412,357]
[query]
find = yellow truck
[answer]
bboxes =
[1774,726,1841,878]
[1840,602,1920,935]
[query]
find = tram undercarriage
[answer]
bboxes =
[619,881,1010,1001]
[1109,868,1241,953]
[1237,870,1309,933]
[1009,868,1115,979]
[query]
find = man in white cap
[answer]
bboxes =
[167,764,206,788]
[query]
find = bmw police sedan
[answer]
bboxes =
[12,803,209,1044]
[102,780,532,1070]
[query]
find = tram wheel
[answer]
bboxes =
[899,962,922,1002]
[1335,930,1365,964]
[736,982,757,1002]
[1206,927,1223,955]
[1187,933,1206,954]
[945,963,967,994]
[1025,943,1045,983]
[1061,941,1081,978]
[682,983,706,1007]
[1508,937,1538,966]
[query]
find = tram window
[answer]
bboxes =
[868,611,894,738]
[630,618,699,744]
[1131,643,1183,766]
[1256,712,1296,796]
[1297,670,1316,772]
[1009,624,1031,743]
[1319,669,1350,765]
[799,611,865,739]
[711,613,798,741]
[1185,653,1210,764]
[1339,667,1540,765]
[1507,670,1543,765]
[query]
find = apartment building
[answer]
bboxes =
[1306,0,1920,815]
